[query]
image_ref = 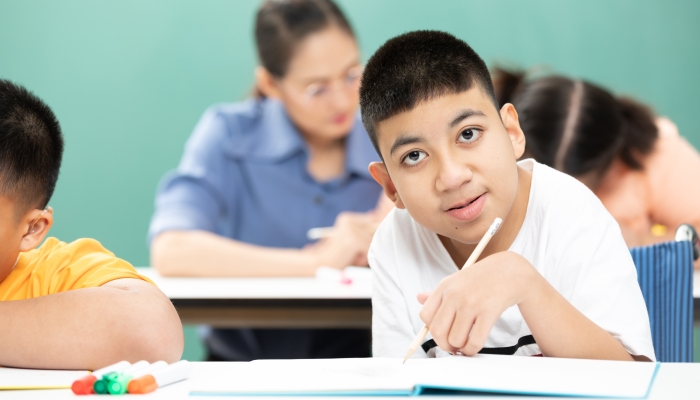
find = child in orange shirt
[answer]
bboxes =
[0,79,183,369]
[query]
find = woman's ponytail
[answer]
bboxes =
[616,97,658,170]
[491,67,526,107]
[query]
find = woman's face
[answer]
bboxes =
[275,27,361,142]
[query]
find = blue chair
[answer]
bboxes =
[630,228,696,362]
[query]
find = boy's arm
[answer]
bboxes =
[0,278,183,370]
[419,252,643,361]
[517,267,647,361]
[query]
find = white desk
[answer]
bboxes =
[143,268,700,328]
[138,268,372,329]
[4,361,699,399]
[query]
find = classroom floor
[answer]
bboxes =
[180,324,700,362]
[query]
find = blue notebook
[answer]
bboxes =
[190,355,659,398]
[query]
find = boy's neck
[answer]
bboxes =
[439,165,533,268]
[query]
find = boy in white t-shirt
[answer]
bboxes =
[359,30,654,361]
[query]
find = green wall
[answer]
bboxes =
[1,1,698,361]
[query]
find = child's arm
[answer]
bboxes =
[0,278,183,370]
[418,251,643,361]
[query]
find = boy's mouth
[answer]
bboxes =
[445,193,487,222]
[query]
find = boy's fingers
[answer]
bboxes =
[427,305,456,353]
[460,314,498,356]
[416,292,431,305]
[447,311,475,350]
[418,292,442,325]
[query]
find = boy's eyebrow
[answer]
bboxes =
[449,109,487,128]
[390,134,425,157]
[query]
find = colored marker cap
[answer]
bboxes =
[102,371,119,382]
[108,375,131,395]
[93,378,110,395]
[71,375,97,395]
[128,375,157,394]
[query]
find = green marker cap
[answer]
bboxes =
[102,371,119,382]
[93,379,110,395]
[108,374,132,395]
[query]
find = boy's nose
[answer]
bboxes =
[435,156,473,193]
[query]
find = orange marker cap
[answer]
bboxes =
[71,375,97,395]
[127,374,157,394]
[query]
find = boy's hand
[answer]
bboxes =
[417,251,539,356]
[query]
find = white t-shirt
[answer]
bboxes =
[369,159,655,361]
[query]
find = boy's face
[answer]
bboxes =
[370,87,526,245]
[0,195,53,283]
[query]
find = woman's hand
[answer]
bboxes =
[303,194,394,270]
[304,211,379,269]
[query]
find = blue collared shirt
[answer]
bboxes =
[148,98,382,254]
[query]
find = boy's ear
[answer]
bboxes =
[254,67,283,100]
[18,207,54,252]
[368,162,406,209]
[500,103,526,159]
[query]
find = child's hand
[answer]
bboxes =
[417,251,539,356]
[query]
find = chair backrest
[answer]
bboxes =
[630,240,694,362]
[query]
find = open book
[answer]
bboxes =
[191,355,659,398]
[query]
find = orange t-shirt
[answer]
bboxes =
[0,237,153,301]
[595,118,700,236]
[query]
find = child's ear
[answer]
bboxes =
[368,162,406,209]
[18,207,54,252]
[254,67,283,100]
[500,103,526,159]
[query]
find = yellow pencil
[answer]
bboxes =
[403,217,503,363]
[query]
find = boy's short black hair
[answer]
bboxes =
[0,79,63,216]
[360,30,499,155]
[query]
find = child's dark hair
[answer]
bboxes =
[255,0,355,79]
[493,67,658,177]
[0,78,64,216]
[360,30,499,155]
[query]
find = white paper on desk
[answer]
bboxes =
[0,367,88,390]
[190,355,659,398]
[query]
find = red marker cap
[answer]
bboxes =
[71,375,97,395]
[128,374,157,394]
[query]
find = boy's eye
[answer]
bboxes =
[458,128,481,143]
[402,150,426,166]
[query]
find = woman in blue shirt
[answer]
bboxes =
[148,0,385,361]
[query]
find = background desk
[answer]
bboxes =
[5,361,700,399]
[143,268,700,328]
[138,268,372,329]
